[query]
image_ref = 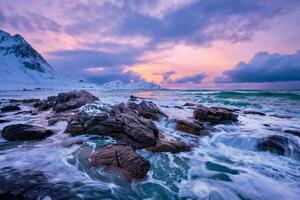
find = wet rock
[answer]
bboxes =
[66,101,162,148]
[244,110,266,116]
[2,124,54,141]
[48,110,77,126]
[0,105,21,112]
[14,110,33,115]
[53,90,98,113]
[211,106,240,112]
[256,135,288,155]
[134,100,167,121]
[22,98,41,104]
[0,119,10,123]
[193,106,238,123]
[183,103,197,107]
[37,95,57,110]
[129,95,138,102]
[90,144,150,180]
[284,130,300,137]
[176,118,206,135]
[147,133,192,153]
[271,114,293,119]
[174,106,184,109]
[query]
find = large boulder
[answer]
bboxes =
[1,124,54,141]
[132,100,167,121]
[256,135,288,155]
[53,90,99,112]
[89,144,150,180]
[66,102,161,148]
[193,105,238,123]
[147,133,192,153]
[0,105,21,112]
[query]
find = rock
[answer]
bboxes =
[174,106,184,109]
[48,110,77,126]
[176,118,206,135]
[89,144,150,180]
[22,98,41,104]
[193,106,238,123]
[183,103,197,107]
[0,119,10,124]
[271,114,293,119]
[211,106,240,112]
[244,111,266,116]
[256,135,288,155]
[53,90,98,113]
[0,105,21,112]
[2,124,54,141]
[147,133,192,153]
[66,101,162,148]
[129,95,138,102]
[284,130,300,137]
[37,95,57,110]
[134,100,167,121]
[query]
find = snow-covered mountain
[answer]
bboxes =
[0,29,79,90]
[101,80,161,90]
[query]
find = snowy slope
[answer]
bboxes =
[101,80,161,90]
[0,30,79,90]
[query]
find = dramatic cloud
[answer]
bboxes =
[169,73,207,84]
[215,50,300,83]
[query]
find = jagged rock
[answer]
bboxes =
[89,144,150,180]
[176,118,206,135]
[2,124,54,141]
[0,105,21,112]
[48,110,77,126]
[37,95,57,110]
[284,130,300,137]
[129,95,138,102]
[256,135,288,155]
[244,111,266,116]
[66,101,163,148]
[53,90,99,112]
[134,100,167,121]
[147,133,192,153]
[193,106,238,123]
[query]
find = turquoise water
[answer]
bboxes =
[0,90,300,199]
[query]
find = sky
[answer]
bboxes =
[0,0,300,89]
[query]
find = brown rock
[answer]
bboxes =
[193,106,238,123]
[90,144,150,180]
[147,133,192,153]
[176,118,205,135]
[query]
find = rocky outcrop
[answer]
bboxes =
[256,135,288,155]
[2,124,54,141]
[193,105,238,123]
[0,105,21,112]
[90,144,150,180]
[147,133,192,153]
[176,118,206,135]
[53,90,99,113]
[66,101,167,148]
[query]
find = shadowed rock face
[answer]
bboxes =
[2,124,54,141]
[0,105,21,112]
[90,144,150,180]
[256,135,289,155]
[66,101,166,148]
[193,106,238,123]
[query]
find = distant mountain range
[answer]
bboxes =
[0,29,161,90]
